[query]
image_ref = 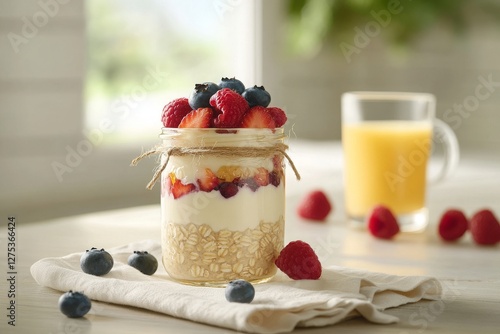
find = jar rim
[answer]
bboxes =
[159,127,284,137]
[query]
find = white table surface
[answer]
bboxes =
[1,141,500,334]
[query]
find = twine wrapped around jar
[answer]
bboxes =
[131,143,301,190]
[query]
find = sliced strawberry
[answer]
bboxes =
[254,167,270,186]
[267,107,287,127]
[240,106,276,128]
[161,98,193,128]
[196,168,219,192]
[171,179,196,199]
[179,108,213,128]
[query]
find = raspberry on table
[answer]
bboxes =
[438,209,468,242]
[367,205,400,239]
[297,190,332,221]
[275,240,322,280]
[470,209,500,246]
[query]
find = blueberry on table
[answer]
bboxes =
[127,251,158,275]
[225,279,255,303]
[58,290,91,318]
[80,247,114,276]
[188,82,220,109]
[219,77,245,94]
[242,85,271,108]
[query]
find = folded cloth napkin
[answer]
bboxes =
[31,240,441,334]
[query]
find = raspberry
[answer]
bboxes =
[470,209,500,246]
[210,88,249,128]
[267,107,287,127]
[437,209,468,242]
[161,98,192,128]
[275,240,322,280]
[367,205,400,239]
[297,190,332,221]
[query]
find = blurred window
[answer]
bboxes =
[85,0,257,144]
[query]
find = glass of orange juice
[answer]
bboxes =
[341,92,459,232]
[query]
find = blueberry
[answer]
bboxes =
[219,77,245,94]
[80,247,114,276]
[218,182,239,199]
[188,82,220,109]
[127,251,158,275]
[242,85,271,108]
[225,279,255,303]
[58,290,91,318]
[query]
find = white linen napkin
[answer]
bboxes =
[31,240,441,334]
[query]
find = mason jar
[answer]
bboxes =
[159,128,286,286]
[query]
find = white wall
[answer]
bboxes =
[0,0,158,223]
[261,0,500,151]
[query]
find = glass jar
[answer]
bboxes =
[159,128,286,286]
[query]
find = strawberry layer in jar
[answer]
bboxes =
[160,128,286,286]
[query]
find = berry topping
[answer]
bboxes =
[367,205,400,239]
[218,182,239,198]
[225,279,255,303]
[210,88,249,128]
[171,179,197,199]
[253,167,270,187]
[267,107,287,127]
[80,247,114,276]
[297,190,332,222]
[188,82,220,109]
[58,290,91,318]
[128,251,158,275]
[240,106,276,129]
[275,240,322,280]
[197,168,220,192]
[219,77,245,94]
[242,85,271,108]
[470,209,500,246]
[438,209,469,242]
[269,171,281,187]
[179,108,213,128]
[161,98,193,128]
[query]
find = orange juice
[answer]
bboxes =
[342,121,432,217]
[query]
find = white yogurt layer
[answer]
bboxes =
[161,182,285,231]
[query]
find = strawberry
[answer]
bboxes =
[253,167,270,187]
[179,108,213,128]
[171,179,196,199]
[240,106,276,129]
[275,240,322,280]
[470,209,500,246]
[210,88,249,128]
[161,98,193,128]
[196,168,219,192]
[297,190,332,221]
[367,205,400,239]
[267,107,287,127]
[438,209,468,242]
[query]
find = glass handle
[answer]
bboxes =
[429,118,460,184]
